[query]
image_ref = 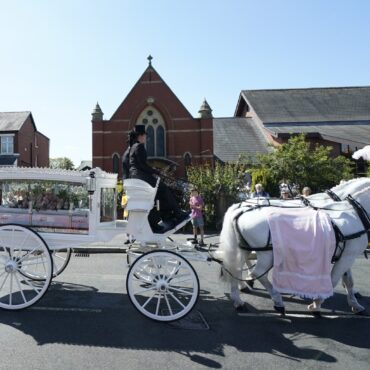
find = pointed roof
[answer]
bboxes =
[198,98,213,118]
[237,86,370,123]
[0,111,32,131]
[111,58,194,120]
[92,102,103,115]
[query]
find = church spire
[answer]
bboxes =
[147,54,153,66]
[92,102,103,121]
[198,98,213,118]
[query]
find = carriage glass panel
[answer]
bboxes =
[100,188,117,222]
[0,179,89,233]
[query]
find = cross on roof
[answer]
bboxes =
[147,55,153,66]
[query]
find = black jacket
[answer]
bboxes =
[129,142,159,187]
[122,146,130,180]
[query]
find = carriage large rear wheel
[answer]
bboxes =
[126,250,199,322]
[0,224,53,310]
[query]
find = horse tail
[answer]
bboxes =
[219,204,247,283]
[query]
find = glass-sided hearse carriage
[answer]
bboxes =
[0,167,202,322]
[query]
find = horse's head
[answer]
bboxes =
[331,178,370,200]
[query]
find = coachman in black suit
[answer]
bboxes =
[126,125,188,232]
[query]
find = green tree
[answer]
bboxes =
[254,134,353,196]
[186,155,252,228]
[49,157,75,170]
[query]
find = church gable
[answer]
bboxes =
[110,58,193,128]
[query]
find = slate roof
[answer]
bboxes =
[265,121,370,146]
[241,87,370,123]
[0,112,30,131]
[213,117,270,162]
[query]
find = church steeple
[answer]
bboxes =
[92,102,103,121]
[198,98,213,118]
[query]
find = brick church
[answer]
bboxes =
[92,56,214,178]
[92,57,370,177]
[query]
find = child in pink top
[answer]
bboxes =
[189,187,205,246]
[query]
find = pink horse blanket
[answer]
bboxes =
[263,207,336,299]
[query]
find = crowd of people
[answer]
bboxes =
[250,183,312,200]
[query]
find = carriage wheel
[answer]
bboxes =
[51,248,71,278]
[126,250,199,322]
[19,248,72,281]
[0,224,53,310]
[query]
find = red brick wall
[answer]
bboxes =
[266,132,341,157]
[35,132,49,167]
[16,116,49,167]
[17,116,35,166]
[93,66,214,177]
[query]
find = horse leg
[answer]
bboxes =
[258,275,285,315]
[230,278,248,311]
[238,253,255,293]
[342,269,366,314]
[331,237,367,314]
[307,299,324,317]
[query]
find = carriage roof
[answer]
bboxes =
[0,166,117,184]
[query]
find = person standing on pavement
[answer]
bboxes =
[189,186,205,246]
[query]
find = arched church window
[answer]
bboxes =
[112,153,119,174]
[157,126,165,157]
[146,126,155,157]
[184,152,192,167]
[136,107,166,157]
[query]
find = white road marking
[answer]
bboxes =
[30,306,102,313]
[237,312,370,319]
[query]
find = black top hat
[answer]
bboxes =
[134,125,146,135]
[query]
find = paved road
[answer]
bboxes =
[0,233,369,370]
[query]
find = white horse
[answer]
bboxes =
[219,178,370,315]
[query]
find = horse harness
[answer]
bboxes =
[232,193,370,264]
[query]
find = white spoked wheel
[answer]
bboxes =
[20,248,72,281]
[126,250,199,322]
[0,224,53,310]
[51,248,71,278]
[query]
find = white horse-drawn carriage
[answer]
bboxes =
[0,167,206,322]
[1,163,369,321]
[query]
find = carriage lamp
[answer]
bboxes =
[86,171,96,211]
[86,171,96,195]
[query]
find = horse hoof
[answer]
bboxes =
[355,309,369,316]
[240,286,251,294]
[235,303,249,313]
[311,311,322,318]
[274,306,286,316]
[354,292,363,299]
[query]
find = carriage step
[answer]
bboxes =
[74,252,90,257]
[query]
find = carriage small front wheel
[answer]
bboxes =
[0,224,53,310]
[126,250,199,322]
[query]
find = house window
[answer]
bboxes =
[136,107,166,157]
[1,136,14,154]
[112,153,119,174]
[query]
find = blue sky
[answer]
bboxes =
[1,0,369,166]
